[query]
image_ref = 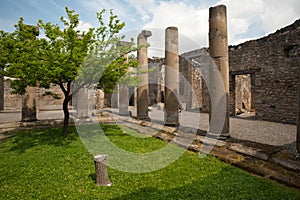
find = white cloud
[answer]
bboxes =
[216,0,265,44]
[143,1,209,56]
[260,0,300,34]
[76,21,93,33]
[141,0,299,55]
[125,0,155,21]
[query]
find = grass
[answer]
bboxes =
[0,125,299,199]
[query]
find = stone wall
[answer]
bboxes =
[4,81,64,109]
[180,19,300,124]
[228,19,300,124]
[4,81,104,110]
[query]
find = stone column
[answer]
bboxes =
[0,66,4,110]
[208,5,230,139]
[118,41,131,116]
[22,86,37,121]
[165,27,179,126]
[76,87,88,118]
[21,25,39,121]
[137,30,152,120]
[119,84,129,116]
[185,61,193,111]
[296,46,300,153]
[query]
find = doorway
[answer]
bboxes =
[234,74,255,117]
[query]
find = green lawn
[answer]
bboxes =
[0,125,299,199]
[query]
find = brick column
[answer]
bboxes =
[22,86,37,121]
[208,5,230,139]
[137,30,152,120]
[165,27,179,126]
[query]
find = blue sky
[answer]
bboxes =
[0,0,299,57]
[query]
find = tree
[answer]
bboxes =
[3,7,139,135]
[0,30,14,110]
[2,20,41,94]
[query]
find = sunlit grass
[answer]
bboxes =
[0,125,299,199]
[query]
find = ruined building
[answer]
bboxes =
[148,19,300,124]
[2,19,299,125]
[179,19,300,124]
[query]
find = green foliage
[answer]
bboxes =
[36,7,94,94]
[0,126,299,199]
[1,7,140,134]
[97,55,140,93]
[0,30,14,71]
[2,18,43,94]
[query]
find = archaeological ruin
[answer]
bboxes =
[1,7,299,133]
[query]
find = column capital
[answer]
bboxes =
[138,30,152,40]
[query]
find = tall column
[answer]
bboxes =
[297,67,300,152]
[137,30,152,120]
[21,25,39,121]
[76,87,88,118]
[295,46,300,153]
[119,84,129,115]
[22,86,37,121]
[165,27,179,126]
[0,66,4,110]
[185,61,193,111]
[208,5,230,139]
[117,41,131,116]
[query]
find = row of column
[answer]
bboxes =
[0,5,231,140]
[130,5,230,137]
[118,27,181,126]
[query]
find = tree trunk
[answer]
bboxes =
[94,155,112,186]
[62,96,70,136]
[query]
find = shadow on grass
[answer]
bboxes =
[110,166,300,200]
[8,126,77,153]
[77,124,128,139]
[89,173,96,183]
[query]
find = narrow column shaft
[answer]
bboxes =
[296,47,300,153]
[165,27,179,126]
[77,87,88,118]
[119,84,129,115]
[208,5,230,138]
[137,30,152,120]
[22,86,37,121]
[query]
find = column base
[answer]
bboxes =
[165,115,179,127]
[164,122,179,127]
[119,107,129,116]
[137,116,150,121]
[21,118,37,122]
[206,132,230,140]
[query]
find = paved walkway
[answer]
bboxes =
[128,107,297,155]
[0,106,298,154]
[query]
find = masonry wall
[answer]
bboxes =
[228,19,300,124]
[4,82,64,109]
[179,19,300,124]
